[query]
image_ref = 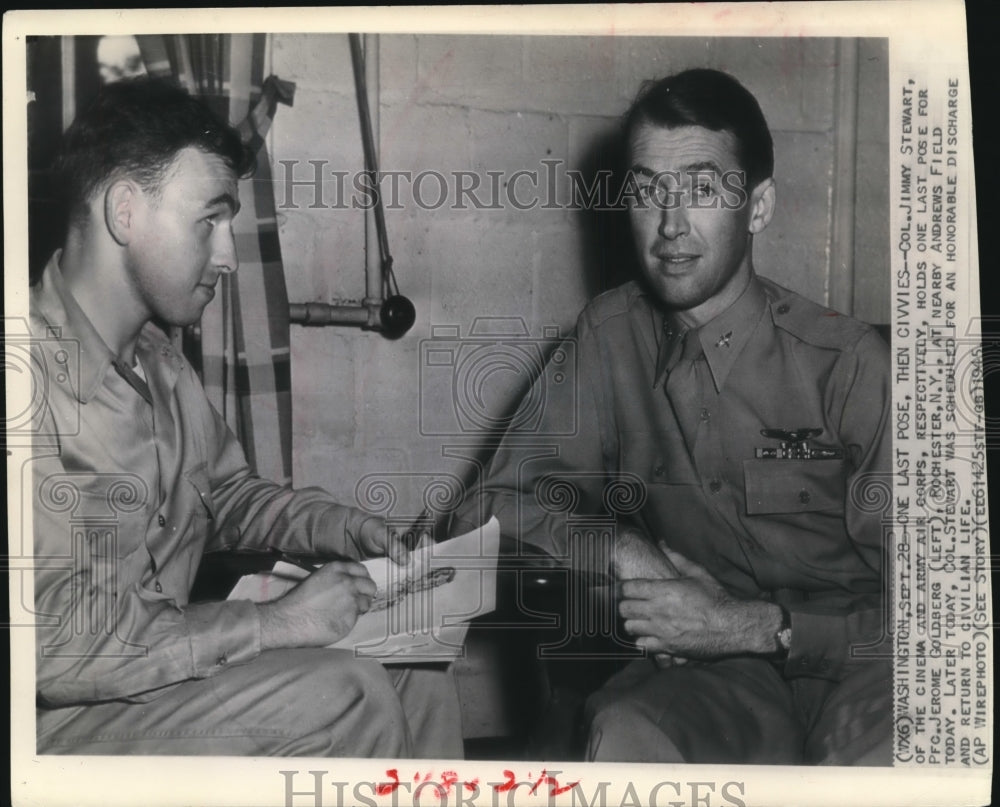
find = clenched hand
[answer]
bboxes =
[258,560,377,649]
[619,547,782,659]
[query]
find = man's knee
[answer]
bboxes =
[804,661,893,766]
[264,650,411,757]
[586,698,684,763]
[316,655,410,752]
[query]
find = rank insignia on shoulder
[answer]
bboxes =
[755,427,844,460]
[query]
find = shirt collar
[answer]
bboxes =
[31,251,116,404]
[30,251,181,404]
[652,274,768,393]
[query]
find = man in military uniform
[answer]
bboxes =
[31,79,462,757]
[458,68,891,764]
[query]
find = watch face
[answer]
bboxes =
[777,627,793,651]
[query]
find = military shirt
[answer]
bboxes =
[29,253,376,706]
[465,274,890,682]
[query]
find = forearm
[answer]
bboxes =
[209,470,376,559]
[205,406,375,558]
[36,587,262,706]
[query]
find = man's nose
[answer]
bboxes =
[658,201,690,240]
[214,227,239,274]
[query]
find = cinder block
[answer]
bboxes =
[380,102,471,175]
[532,225,593,332]
[276,212,318,301]
[525,35,616,85]
[297,445,413,512]
[853,140,890,324]
[710,37,836,133]
[271,87,363,166]
[797,38,838,133]
[290,328,356,456]
[272,163,365,216]
[614,35,715,103]
[768,129,834,257]
[425,216,537,323]
[853,241,890,325]
[379,34,419,102]
[311,215,368,301]
[756,131,834,306]
[354,337,423,439]
[468,108,568,176]
[465,108,571,226]
[857,38,890,146]
[416,35,526,108]
[523,36,626,117]
[272,34,355,94]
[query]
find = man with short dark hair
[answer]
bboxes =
[31,78,462,756]
[461,69,891,765]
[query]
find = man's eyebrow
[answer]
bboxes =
[682,160,725,176]
[629,161,726,180]
[204,193,241,215]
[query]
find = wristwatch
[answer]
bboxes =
[775,605,792,656]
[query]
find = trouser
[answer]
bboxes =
[585,656,892,765]
[37,648,464,757]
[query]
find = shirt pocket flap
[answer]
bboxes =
[184,463,216,521]
[743,458,847,515]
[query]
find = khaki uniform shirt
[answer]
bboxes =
[30,254,374,706]
[467,274,891,682]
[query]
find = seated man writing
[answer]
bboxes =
[30,78,461,757]
[456,68,891,765]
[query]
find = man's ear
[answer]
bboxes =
[104,180,140,245]
[747,177,775,235]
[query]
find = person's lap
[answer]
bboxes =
[585,656,892,765]
[37,648,462,758]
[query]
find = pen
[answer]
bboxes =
[400,509,434,552]
[268,547,319,573]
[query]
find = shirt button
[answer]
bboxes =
[699,408,711,422]
[217,655,228,666]
[776,303,790,315]
[709,479,722,493]
[799,489,811,504]
[154,581,163,593]
[158,514,166,527]
[653,464,665,477]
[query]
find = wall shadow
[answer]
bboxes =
[574,125,642,299]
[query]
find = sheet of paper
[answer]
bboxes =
[228,516,499,663]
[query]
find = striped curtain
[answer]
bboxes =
[136,34,295,483]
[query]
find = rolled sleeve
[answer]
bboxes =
[186,599,262,677]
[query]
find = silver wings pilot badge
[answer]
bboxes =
[755,428,845,460]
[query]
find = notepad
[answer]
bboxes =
[227,516,499,663]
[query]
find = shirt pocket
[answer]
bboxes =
[743,458,847,515]
[61,474,151,559]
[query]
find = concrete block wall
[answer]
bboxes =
[270,34,889,516]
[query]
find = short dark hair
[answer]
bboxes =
[623,68,774,188]
[54,77,254,227]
